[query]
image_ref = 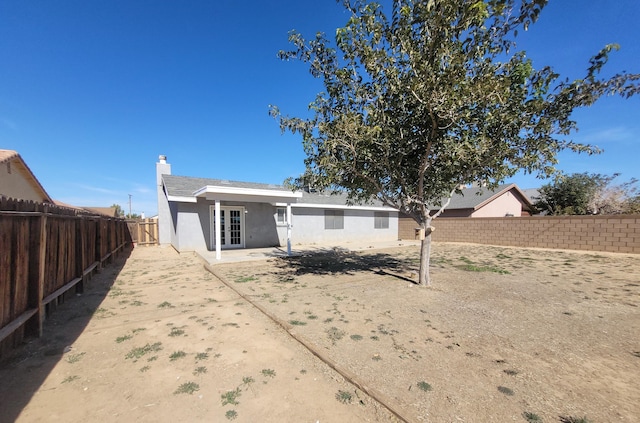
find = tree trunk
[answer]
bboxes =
[418,216,433,286]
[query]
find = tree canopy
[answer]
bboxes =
[535,173,640,215]
[271,0,640,285]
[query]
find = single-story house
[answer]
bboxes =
[156,155,399,258]
[436,184,534,218]
[398,183,535,239]
[0,149,53,203]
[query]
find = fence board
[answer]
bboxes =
[0,218,10,328]
[0,196,132,357]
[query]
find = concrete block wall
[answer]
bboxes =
[399,215,640,254]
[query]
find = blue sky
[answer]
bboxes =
[1,1,638,216]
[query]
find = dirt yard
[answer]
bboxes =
[1,243,638,423]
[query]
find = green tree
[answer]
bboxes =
[111,203,124,218]
[270,0,640,285]
[536,173,639,215]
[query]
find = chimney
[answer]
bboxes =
[156,155,171,245]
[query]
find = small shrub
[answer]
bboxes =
[559,417,591,423]
[417,381,432,392]
[158,301,174,308]
[289,320,307,326]
[497,386,514,396]
[350,334,363,341]
[169,351,187,361]
[66,352,86,364]
[169,328,185,337]
[504,369,519,376]
[261,369,276,378]
[225,410,238,420]
[62,375,79,384]
[126,343,163,360]
[234,276,257,283]
[326,327,345,344]
[139,366,150,372]
[193,366,207,375]
[195,352,209,361]
[523,412,542,422]
[221,388,242,405]
[336,390,352,404]
[174,382,199,395]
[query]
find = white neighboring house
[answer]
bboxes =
[156,156,399,258]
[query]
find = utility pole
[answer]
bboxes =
[128,194,132,218]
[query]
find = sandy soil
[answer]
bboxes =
[1,243,639,423]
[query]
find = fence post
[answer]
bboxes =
[26,213,47,337]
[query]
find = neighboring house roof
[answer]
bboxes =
[52,200,119,217]
[441,183,534,212]
[521,188,540,203]
[447,184,532,210]
[83,207,119,217]
[0,149,53,203]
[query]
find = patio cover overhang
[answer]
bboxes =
[193,184,302,204]
[192,185,302,260]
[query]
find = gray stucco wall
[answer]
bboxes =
[289,208,399,245]
[173,200,210,251]
[172,200,281,252]
[169,200,399,252]
[244,202,281,248]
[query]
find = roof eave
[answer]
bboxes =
[193,185,303,200]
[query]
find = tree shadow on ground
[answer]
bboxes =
[0,246,132,423]
[274,247,418,283]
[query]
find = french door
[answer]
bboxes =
[210,206,245,249]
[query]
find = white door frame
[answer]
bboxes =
[209,205,245,251]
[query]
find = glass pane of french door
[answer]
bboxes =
[229,210,241,245]
[220,210,226,245]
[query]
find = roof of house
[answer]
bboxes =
[162,174,530,212]
[52,200,119,217]
[0,149,53,203]
[163,175,289,198]
[442,184,534,211]
[162,174,391,210]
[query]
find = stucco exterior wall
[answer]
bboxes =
[471,191,523,217]
[172,200,209,251]
[290,208,399,245]
[0,159,47,202]
[168,199,399,252]
[230,202,280,249]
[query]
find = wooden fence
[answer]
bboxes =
[0,197,132,357]
[127,218,158,246]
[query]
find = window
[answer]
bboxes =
[324,210,344,229]
[374,212,389,229]
[276,208,287,225]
